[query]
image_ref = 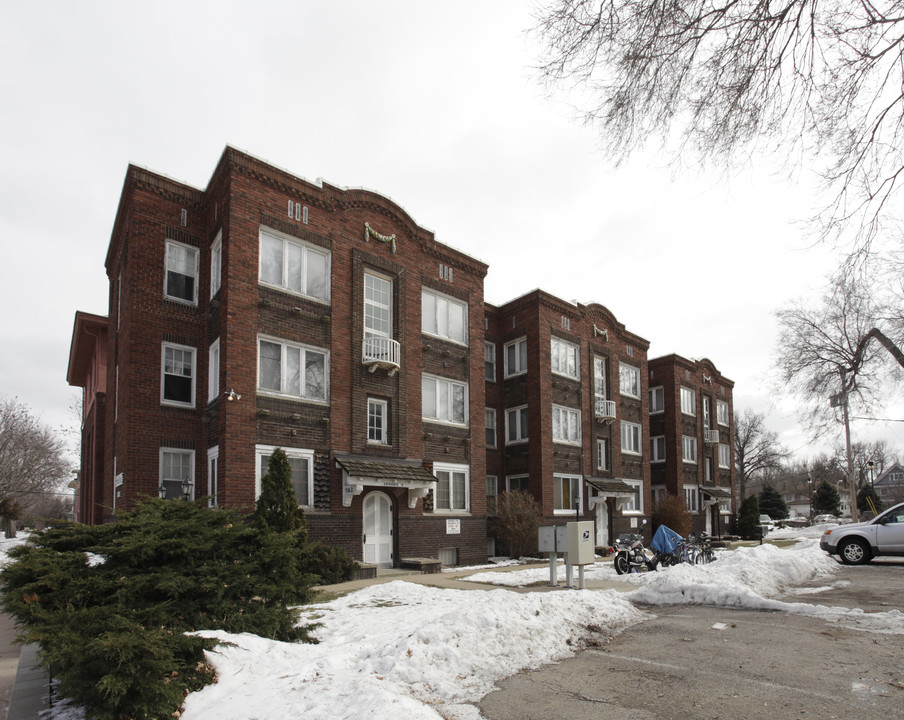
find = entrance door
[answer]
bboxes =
[595,499,610,548]
[363,492,393,568]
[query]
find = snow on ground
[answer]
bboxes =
[3,528,902,720]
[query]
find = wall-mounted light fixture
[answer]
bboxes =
[180,477,194,501]
[226,388,241,401]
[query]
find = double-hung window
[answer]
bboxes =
[422,375,468,425]
[207,446,219,507]
[364,272,393,360]
[210,231,222,299]
[621,480,642,513]
[422,289,467,344]
[718,443,731,469]
[368,398,389,444]
[551,337,578,379]
[504,338,527,377]
[256,445,314,507]
[680,387,696,416]
[507,475,530,493]
[649,386,664,413]
[259,228,330,302]
[552,405,581,445]
[165,240,199,305]
[621,421,642,455]
[161,342,196,407]
[597,438,609,471]
[619,363,641,398]
[553,473,582,513]
[682,435,698,464]
[593,356,607,404]
[434,462,469,512]
[717,400,730,426]
[207,338,220,405]
[506,405,528,444]
[651,435,666,463]
[684,485,699,512]
[160,448,194,500]
[258,336,328,402]
[485,408,497,447]
[484,342,496,381]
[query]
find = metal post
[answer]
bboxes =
[578,564,585,590]
[548,552,557,587]
[565,552,573,588]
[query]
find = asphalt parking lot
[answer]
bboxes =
[478,558,904,720]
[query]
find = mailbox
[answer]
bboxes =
[538,525,568,553]
[566,521,595,565]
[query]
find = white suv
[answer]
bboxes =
[819,502,904,564]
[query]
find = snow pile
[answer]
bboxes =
[184,582,646,720]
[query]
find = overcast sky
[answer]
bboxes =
[2,1,897,464]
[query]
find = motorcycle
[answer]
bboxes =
[611,532,660,574]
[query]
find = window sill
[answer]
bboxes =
[258,280,330,305]
[257,390,329,406]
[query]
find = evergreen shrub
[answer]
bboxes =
[0,499,318,720]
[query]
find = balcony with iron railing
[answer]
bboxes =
[362,336,401,376]
[595,399,616,422]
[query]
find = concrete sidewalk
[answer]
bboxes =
[0,613,49,720]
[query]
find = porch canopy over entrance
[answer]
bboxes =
[700,485,732,507]
[335,453,437,508]
[585,477,636,509]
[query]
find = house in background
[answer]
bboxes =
[874,463,904,506]
[68,147,736,566]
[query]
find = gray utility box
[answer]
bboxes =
[538,525,568,554]
[566,521,596,565]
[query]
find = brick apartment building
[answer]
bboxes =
[68,147,735,566]
[648,355,735,536]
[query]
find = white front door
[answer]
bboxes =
[363,492,393,568]
[595,499,609,547]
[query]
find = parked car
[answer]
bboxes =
[813,514,838,524]
[819,501,904,564]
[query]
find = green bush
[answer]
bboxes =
[0,499,319,720]
[299,541,360,584]
[736,495,760,538]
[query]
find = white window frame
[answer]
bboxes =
[621,479,643,515]
[649,386,664,414]
[619,363,641,398]
[651,435,666,463]
[368,398,389,445]
[164,240,199,306]
[207,446,219,507]
[684,485,699,513]
[682,435,698,464]
[506,475,530,493]
[210,230,222,299]
[422,374,469,426]
[160,342,196,408]
[159,448,195,501]
[484,342,496,382]
[255,444,315,508]
[505,405,529,444]
[208,338,220,405]
[258,227,331,303]
[504,337,527,377]
[433,462,470,513]
[621,420,642,455]
[421,288,468,345]
[593,357,608,404]
[365,271,393,343]
[553,473,582,514]
[257,335,329,403]
[717,400,730,426]
[485,408,497,448]
[550,337,579,379]
[552,405,581,445]
[680,386,696,416]
[718,443,731,469]
[597,438,609,471]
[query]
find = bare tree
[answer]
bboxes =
[775,269,901,432]
[533,0,904,247]
[0,396,71,535]
[734,408,787,503]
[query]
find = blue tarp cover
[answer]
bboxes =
[650,525,682,554]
